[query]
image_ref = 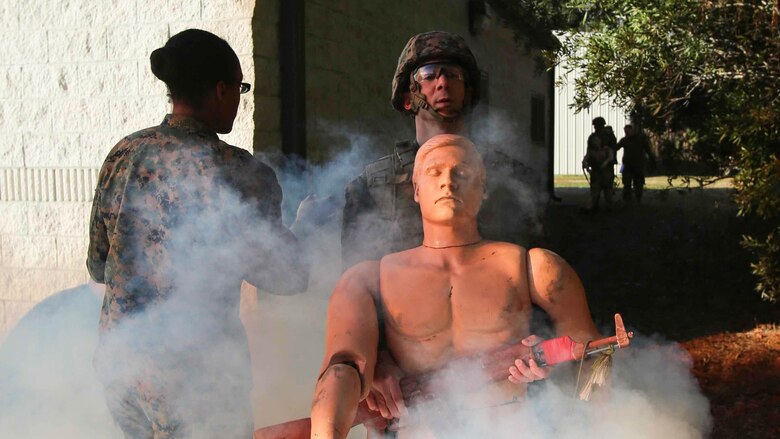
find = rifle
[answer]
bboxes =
[253,314,632,439]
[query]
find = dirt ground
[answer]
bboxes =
[546,183,779,438]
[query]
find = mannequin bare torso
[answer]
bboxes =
[379,241,530,378]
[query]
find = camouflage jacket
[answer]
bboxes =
[88,115,307,339]
[342,140,422,269]
[341,140,546,269]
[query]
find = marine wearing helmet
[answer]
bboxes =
[341,31,483,269]
[391,31,481,119]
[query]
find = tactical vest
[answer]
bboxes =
[362,140,424,253]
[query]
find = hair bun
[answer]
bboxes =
[150,47,172,81]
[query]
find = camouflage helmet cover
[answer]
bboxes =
[391,31,481,113]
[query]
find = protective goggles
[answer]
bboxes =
[412,63,466,84]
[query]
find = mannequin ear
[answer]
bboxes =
[403,92,412,111]
[482,184,488,200]
[413,182,420,203]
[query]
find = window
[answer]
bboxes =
[530,95,545,144]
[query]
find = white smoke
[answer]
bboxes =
[399,333,712,438]
[246,126,383,433]
[471,110,550,246]
[0,123,378,438]
[86,176,311,439]
[0,115,711,439]
[0,284,122,437]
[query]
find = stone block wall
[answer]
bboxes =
[0,0,279,339]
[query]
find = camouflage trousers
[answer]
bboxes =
[103,379,254,439]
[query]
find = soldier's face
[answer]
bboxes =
[416,62,466,118]
[414,144,484,224]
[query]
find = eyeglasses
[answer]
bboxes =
[239,82,251,94]
[413,63,466,84]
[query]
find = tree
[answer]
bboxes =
[546,0,780,301]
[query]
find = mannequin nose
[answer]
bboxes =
[440,173,458,190]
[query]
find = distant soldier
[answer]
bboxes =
[87,29,308,438]
[582,134,614,212]
[617,124,654,203]
[342,31,543,270]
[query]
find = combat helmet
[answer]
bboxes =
[391,31,481,117]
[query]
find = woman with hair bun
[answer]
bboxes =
[87,29,308,438]
[148,28,248,134]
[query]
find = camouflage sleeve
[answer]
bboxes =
[86,177,108,283]
[231,152,309,293]
[229,152,284,224]
[341,172,380,270]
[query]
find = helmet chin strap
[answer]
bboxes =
[409,90,462,123]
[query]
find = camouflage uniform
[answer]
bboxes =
[342,140,422,268]
[341,32,545,269]
[88,114,305,438]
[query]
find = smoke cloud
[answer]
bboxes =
[0,284,121,437]
[398,332,712,438]
[0,115,710,439]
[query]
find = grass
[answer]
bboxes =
[555,175,734,190]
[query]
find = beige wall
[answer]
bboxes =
[0,0,279,338]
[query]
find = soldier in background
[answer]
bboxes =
[617,124,654,204]
[341,31,544,271]
[582,134,615,213]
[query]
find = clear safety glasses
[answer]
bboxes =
[413,63,466,85]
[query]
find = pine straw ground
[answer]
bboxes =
[546,179,779,439]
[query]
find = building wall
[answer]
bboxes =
[0,0,279,338]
